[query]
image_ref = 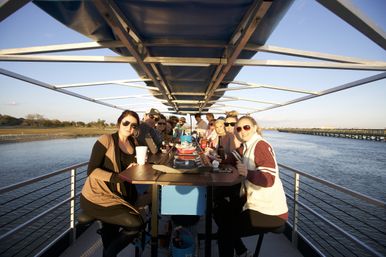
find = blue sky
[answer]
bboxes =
[0,0,385,128]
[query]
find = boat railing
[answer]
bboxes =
[279,164,386,257]
[0,162,385,257]
[0,161,88,257]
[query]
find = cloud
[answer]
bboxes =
[5,101,19,106]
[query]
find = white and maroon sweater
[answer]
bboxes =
[230,133,288,219]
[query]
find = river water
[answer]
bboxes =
[1,131,384,201]
[0,137,96,188]
[264,131,386,202]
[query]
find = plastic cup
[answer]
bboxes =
[135,146,148,165]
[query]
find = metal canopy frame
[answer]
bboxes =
[0,0,385,116]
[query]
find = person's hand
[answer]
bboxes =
[137,205,149,221]
[215,153,226,163]
[126,163,139,169]
[236,160,248,177]
[204,147,213,156]
[135,193,151,221]
[205,148,215,159]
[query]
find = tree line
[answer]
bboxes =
[0,114,115,128]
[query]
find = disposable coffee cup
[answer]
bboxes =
[136,146,148,165]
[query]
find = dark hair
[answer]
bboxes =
[206,113,215,120]
[159,114,166,120]
[117,110,140,126]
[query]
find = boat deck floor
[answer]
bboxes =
[61,216,303,257]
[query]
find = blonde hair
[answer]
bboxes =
[214,119,225,126]
[214,119,226,136]
[225,110,239,118]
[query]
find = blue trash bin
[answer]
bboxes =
[161,185,206,215]
[171,226,194,257]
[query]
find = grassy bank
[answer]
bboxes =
[0,127,117,143]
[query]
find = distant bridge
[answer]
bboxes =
[277,128,385,142]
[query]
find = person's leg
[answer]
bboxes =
[239,209,286,233]
[103,229,140,257]
[99,205,144,257]
[217,223,235,257]
[213,184,242,229]
[213,189,243,257]
[234,238,248,256]
[227,184,248,255]
[234,210,286,256]
[99,222,120,250]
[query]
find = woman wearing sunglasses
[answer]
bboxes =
[80,110,148,257]
[215,116,288,257]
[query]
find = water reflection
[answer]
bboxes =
[0,137,97,187]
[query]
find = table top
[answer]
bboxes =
[119,163,241,186]
[118,151,241,186]
[119,164,161,184]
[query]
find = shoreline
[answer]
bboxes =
[0,134,100,144]
[0,127,116,143]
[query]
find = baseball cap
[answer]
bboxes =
[146,108,160,116]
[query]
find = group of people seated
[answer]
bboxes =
[80,108,288,257]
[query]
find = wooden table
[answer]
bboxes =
[119,153,241,257]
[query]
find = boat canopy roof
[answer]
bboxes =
[34,0,293,114]
[0,0,385,115]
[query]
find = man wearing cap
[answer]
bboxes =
[137,108,162,154]
[143,108,161,129]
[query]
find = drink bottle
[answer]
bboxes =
[217,136,226,160]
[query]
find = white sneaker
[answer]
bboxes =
[235,250,253,257]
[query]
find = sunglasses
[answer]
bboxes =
[121,121,138,129]
[224,122,236,127]
[157,122,166,125]
[236,125,251,133]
